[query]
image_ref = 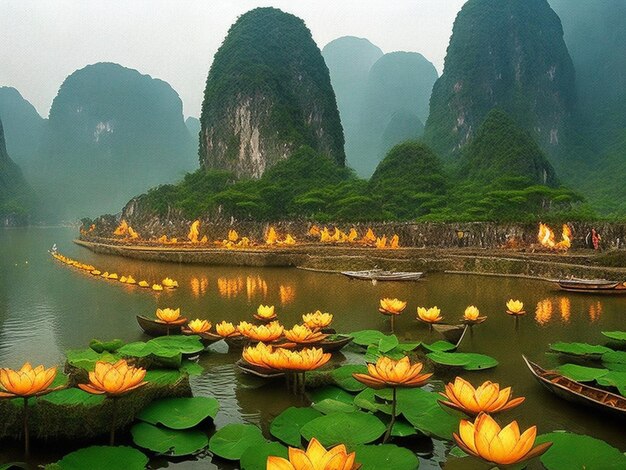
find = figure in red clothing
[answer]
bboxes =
[591,228,601,250]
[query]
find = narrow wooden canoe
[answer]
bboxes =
[523,355,626,419]
[432,324,469,349]
[556,278,626,294]
[341,270,423,281]
[136,315,183,336]
[236,360,284,379]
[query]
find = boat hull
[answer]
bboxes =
[341,270,423,281]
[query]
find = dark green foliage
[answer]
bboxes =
[424,0,575,159]
[199,7,345,177]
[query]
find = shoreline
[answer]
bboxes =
[75,238,626,281]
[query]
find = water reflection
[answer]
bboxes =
[534,296,574,325]
[589,301,602,322]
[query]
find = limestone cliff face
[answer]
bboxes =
[424,0,576,159]
[199,7,345,178]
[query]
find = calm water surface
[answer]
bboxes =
[0,227,624,468]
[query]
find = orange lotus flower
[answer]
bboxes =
[138,280,150,288]
[320,227,332,243]
[128,226,140,240]
[267,437,358,470]
[375,236,387,249]
[440,377,525,415]
[215,321,240,338]
[155,308,186,324]
[308,225,321,237]
[188,220,200,243]
[238,321,284,342]
[283,234,296,245]
[463,306,479,321]
[119,276,128,283]
[302,311,333,330]
[255,304,276,321]
[126,275,136,284]
[242,341,274,368]
[389,234,400,249]
[228,229,239,242]
[242,343,331,372]
[152,284,164,291]
[0,363,59,398]
[363,228,376,243]
[157,235,168,243]
[506,299,525,315]
[107,273,119,280]
[266,226,278,245]
[78,360,146,396]
[113,219,129,236]
[91,269,101,276]
[186,319,212,333]
[283,324,328,344]
[454,413,552,466]
[162,277,178,288]
[417,306,443,324]
[353,356,432,389]
[379,298,407,316]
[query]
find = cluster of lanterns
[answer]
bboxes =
[309,225,400,249]
[51,251,178,292]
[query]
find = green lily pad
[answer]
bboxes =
[388,418,418,437]
[549,342,612,358]
[353,388,392,414]
[556,364,609,382]
[240,441,289,470]
[596,371,626,396]
[423,340,457,352]
[89,339,124,353]
[131,422,208,456]
[396,342,421,352]
[144,369,185,386]
[40,388,105,407]
[65,348,119,371]
[300,411,386,448]
[270,407,323,447]
[137,397,219,429]
[426,351,498,370]
[350,330,388,346]
[180,360,204,375]
[378,335,399,353]
[308,385,355,405]
[51,446,148,470]
[537,432,626,469]
[330,364,368,392]
[602,350,626,371]
[118,335,204,368]
[602,331,626,342]
[209,423,266,460]
[312,398,358,414]
[354,444,420,470]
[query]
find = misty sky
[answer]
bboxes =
[1,0,466,119]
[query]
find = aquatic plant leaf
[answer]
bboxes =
[537,432,626,469]
[602,350,626,370]
[396,342,422,352]
[208,423,265,460]
[426,351,498,370]
[148,335,204,354]
[240,441,289,470]
[330,364,368,392]
[353,388,392,414]
[349,330,388,346]
[312,398,357,414]
[555,364,609,382]
[270,406,322,447]
[180,360,203,375]
[65,348,119,371]
[300,411,386,447]
[307,385,355,405]
[144,369,184,386]
[549,342,612,358]
[131,422,208,456]
[378,334,399,353]
[137,397,219,429]
[51,445,148,469]
[596,370,626,396]
[89,339,124,353]
[40,388,105,407]
[353,444,420,470]
[422,340,457,352]
[601,331,626,342]
[386,418,418,437]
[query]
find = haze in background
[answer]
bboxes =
[0,0,466,119]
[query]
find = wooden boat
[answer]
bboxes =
[556,278,626,294]
[341,269,423,281]
[136,315,183,336]
[181,329,222,347]
[236,359,284,379]
[523,355,626,419]
[432,324,469,349]
[319,335,353,352]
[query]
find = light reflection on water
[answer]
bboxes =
[1,227,625,466]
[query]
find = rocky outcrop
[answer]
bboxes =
[352,52,438,176]
[199,7,345,178]
[424,0,575,159]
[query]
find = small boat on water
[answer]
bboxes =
[556,278,626,294]
[522,355,626,420]
[341,269,423,281]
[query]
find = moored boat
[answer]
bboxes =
[136,315,183,336]
[556,278,626,294]
[341,269,423,281]
[523,355,626,419]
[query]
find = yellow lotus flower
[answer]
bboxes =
[440,377,525,415]
[464,306,480,321]
[155,308,185,324]
[228,229,239,242]
[255,304,276,320]
[302,311,333,330]
[138,280,150,288]
[242,342,274,369]
[506,299,525,315]
[126,275,136,284]
[379,298,407,316]
[119,276,127,283]
[238,321,284,342]
[78,360,147,396]
[152,284,163,291]
[108,273,119,280]
[353,356,432,389]
[283,324,328,344]
[101,271,109,278]
[186,319,212,333]
[375,236,387,249]
[389,234,400,249]
[215,321,240,338]
[454,413,552,466]
[91,270,101,276]
[0,363,58,398]
[162,277,178,288]
[417,306,443,324]
[267,437,358,470]
[283,234,296,245]
[242,343,331,372]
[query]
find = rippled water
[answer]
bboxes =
[0,227,625,467]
